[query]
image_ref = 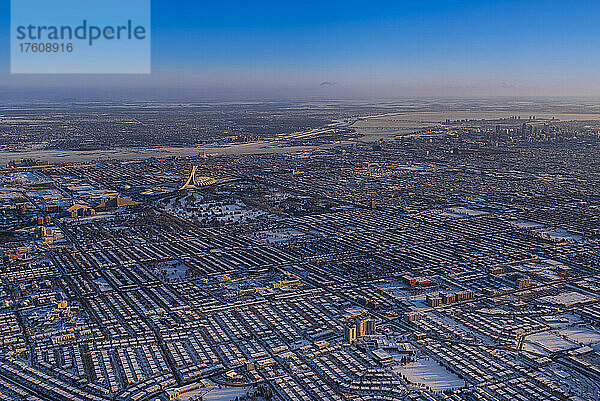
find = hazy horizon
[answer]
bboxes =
[2,0,600,99]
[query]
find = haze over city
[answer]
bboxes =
[1,1,600,401]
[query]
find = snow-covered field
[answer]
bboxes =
[156,261,189,279]
[393,357,464,391]
[540,291,597,307]
[163,193,265,225]
[558,327,600,346]
[177,386,250,401]
[540,227,582,242]
[447,207,488,217]
[525,331,578,353]
[510,220,582,242]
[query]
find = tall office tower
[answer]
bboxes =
[365,319,376,335]
[344,326,357,343]
[356,319,366,338]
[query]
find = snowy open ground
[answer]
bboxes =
[525,331,579,353]
[540,291,597,307]
[558,327,600,346]
[177,385,250,401]
[541,227,582,242]
[164,193,265,225]
[393,357,464,391]
[447,207,488,217]
[509,220,582,242]
[157,261,189,279]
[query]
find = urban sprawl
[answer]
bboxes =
[1,103,600,401]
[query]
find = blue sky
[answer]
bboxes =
[1,0,599,99]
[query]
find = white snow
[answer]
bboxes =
[525,331,578,353]
[177,386,250,401]
[540,291,597,307]
[558,327,600,346]
[393,357,464,391]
